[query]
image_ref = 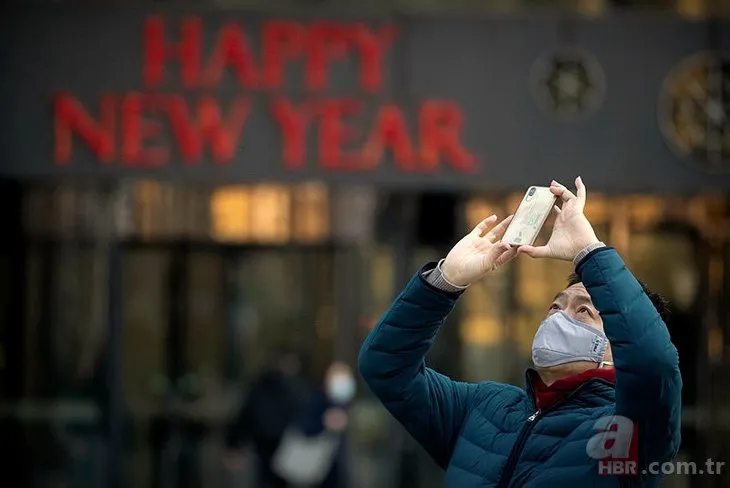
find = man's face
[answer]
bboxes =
[546,282,613,363]
[547,283,603,329]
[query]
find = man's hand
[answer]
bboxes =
[441,215,517,286]
[518,177,600,262]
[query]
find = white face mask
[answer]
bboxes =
[532,311,611,368]
[326,375,356,404]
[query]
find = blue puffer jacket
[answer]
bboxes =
[358,247,682,487]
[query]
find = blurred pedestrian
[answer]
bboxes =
[225,350,311,488]
[271,361,355,488]
[359,178,682,487]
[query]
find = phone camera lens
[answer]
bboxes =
[528,187,536,196]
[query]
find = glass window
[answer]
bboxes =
[121,251,170,414]
[367,247,395,322]
[52,247,107,396]
[210,184,332,245]
[293,182,330,243]
[626,231,698,306]
[230,249,333,381]
[332,186,377,245]
[210,186,252,242]
[11,246,107,400]
[133,181,167,240]
[249,185,292,244]
[184,252,225,398]
[120,250,170,487]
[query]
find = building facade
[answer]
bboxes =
[1,5,729,488]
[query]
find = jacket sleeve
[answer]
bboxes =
[576,247,682,467]
[358,262,484,468]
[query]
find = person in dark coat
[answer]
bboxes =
[225,351,310,488]
[359,178,682,487]
[293,361,355,488]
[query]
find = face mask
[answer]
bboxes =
[326,375,356,404]
[531,311,610,368]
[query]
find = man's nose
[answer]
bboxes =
[564,308,579,321]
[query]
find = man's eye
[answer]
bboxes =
[578,307,591,315]
[549,304,560,311]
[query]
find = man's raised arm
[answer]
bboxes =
[358,261,474,468]
[358,215,518,468]
[576,246,682,467]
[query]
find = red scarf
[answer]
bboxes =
[532,368,616,411]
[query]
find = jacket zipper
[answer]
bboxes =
[494,409,541,488]
[494,379,612,488]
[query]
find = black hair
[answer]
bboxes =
[567,273,671,323]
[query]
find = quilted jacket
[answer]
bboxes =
[358,247,682,487]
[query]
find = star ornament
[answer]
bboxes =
[530,47,606,122]
[659,53,730,170]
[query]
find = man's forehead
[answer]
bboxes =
[554,283,592,302]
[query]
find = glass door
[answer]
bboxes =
[120,245,336,488]
[120,247,173,488]
[0,242,110,488]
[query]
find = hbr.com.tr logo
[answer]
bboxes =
[586,415,639,475]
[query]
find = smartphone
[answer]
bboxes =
[501,186,557,246]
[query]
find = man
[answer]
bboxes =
[358,178,682,487]
[225,350,311,488]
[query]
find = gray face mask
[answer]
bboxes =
[531,311,610,368]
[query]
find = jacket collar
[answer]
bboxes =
[524,368,616,412]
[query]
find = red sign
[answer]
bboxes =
[53,17,476,173]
